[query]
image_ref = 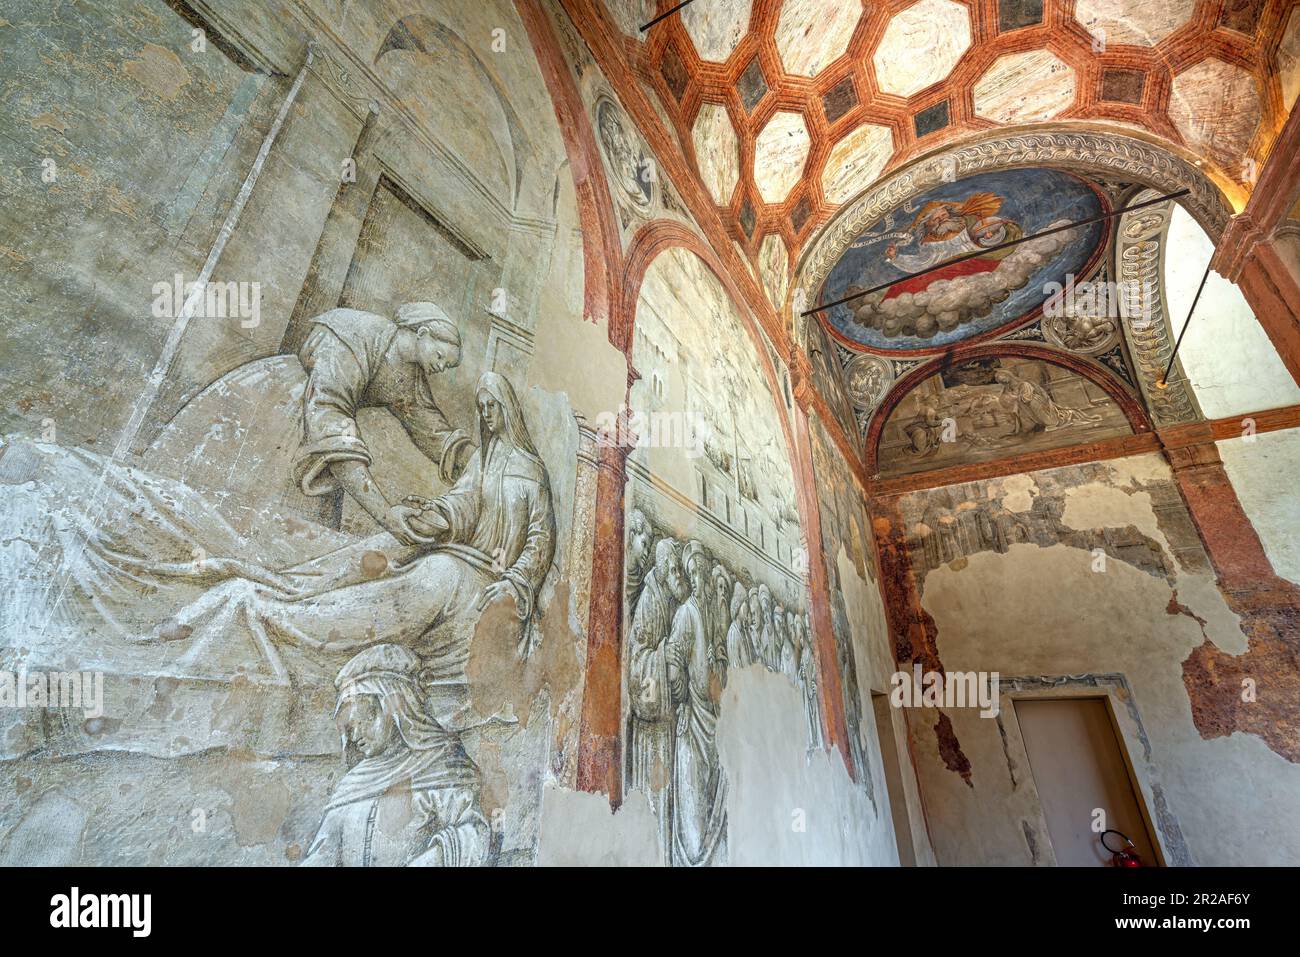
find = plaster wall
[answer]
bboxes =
[1166,205,1300,419]
[894,454,1300,866]
[1218,427,1300,587]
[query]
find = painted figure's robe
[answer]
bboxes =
[1000,378,1101,433]
[145,308,469,541]
[626,566,678,852]
[665,596,727,867]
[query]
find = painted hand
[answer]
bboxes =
[382,504,421,546]
[475,579,514,612]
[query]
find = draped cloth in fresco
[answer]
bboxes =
[0,374,555,751]
[665,598,727,867]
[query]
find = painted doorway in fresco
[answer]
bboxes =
[1014,697,1162,866]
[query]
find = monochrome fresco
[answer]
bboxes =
[817,169,1108,351]
[0,0,589,867]
[623,247,819,866]
[876,356,1132,476]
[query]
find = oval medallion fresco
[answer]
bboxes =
[817,168,1108,352]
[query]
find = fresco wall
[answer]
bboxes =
[882,454,1300,866]
[877,356,1133,477]
[0,0,902,867]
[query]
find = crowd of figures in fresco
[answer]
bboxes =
[622,508,823,866]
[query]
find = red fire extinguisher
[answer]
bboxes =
[1101,829,1143,867]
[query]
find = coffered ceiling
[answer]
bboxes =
[608,0,1300,302]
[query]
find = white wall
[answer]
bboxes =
[1165,205,1300,418]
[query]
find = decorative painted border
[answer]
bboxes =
[1114,190,1202,427]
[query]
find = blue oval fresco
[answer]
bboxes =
[818,168,1107,352]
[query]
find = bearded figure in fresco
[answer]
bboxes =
[664,541,728,867]
[842,191,1075,341]
[882,193,1022,276]
[708,562,733,684]
[725,581,757,671]
[625,508,654,607]
[303,644,490,867]
[626,536,687,850]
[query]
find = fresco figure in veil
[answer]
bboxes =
[303,644,490,867]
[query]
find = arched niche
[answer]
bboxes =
[866,344,1151,478]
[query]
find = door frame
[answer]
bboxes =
[999,675,1179,867]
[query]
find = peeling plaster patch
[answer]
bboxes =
[527,302,627,424]
[536,784,662,865]
[1106,451,1173,486]
[934,711,973,786]
[1060,482,1161,541]
[717,666,898,865]
[1167,590,1208,640]
[467,580,582,730]
[999,473,1037,512]
[1218,430,1300,586]
[1183,609,1300,762]
[124,43,191,101]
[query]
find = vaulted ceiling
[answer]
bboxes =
[610,0,1300,295]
